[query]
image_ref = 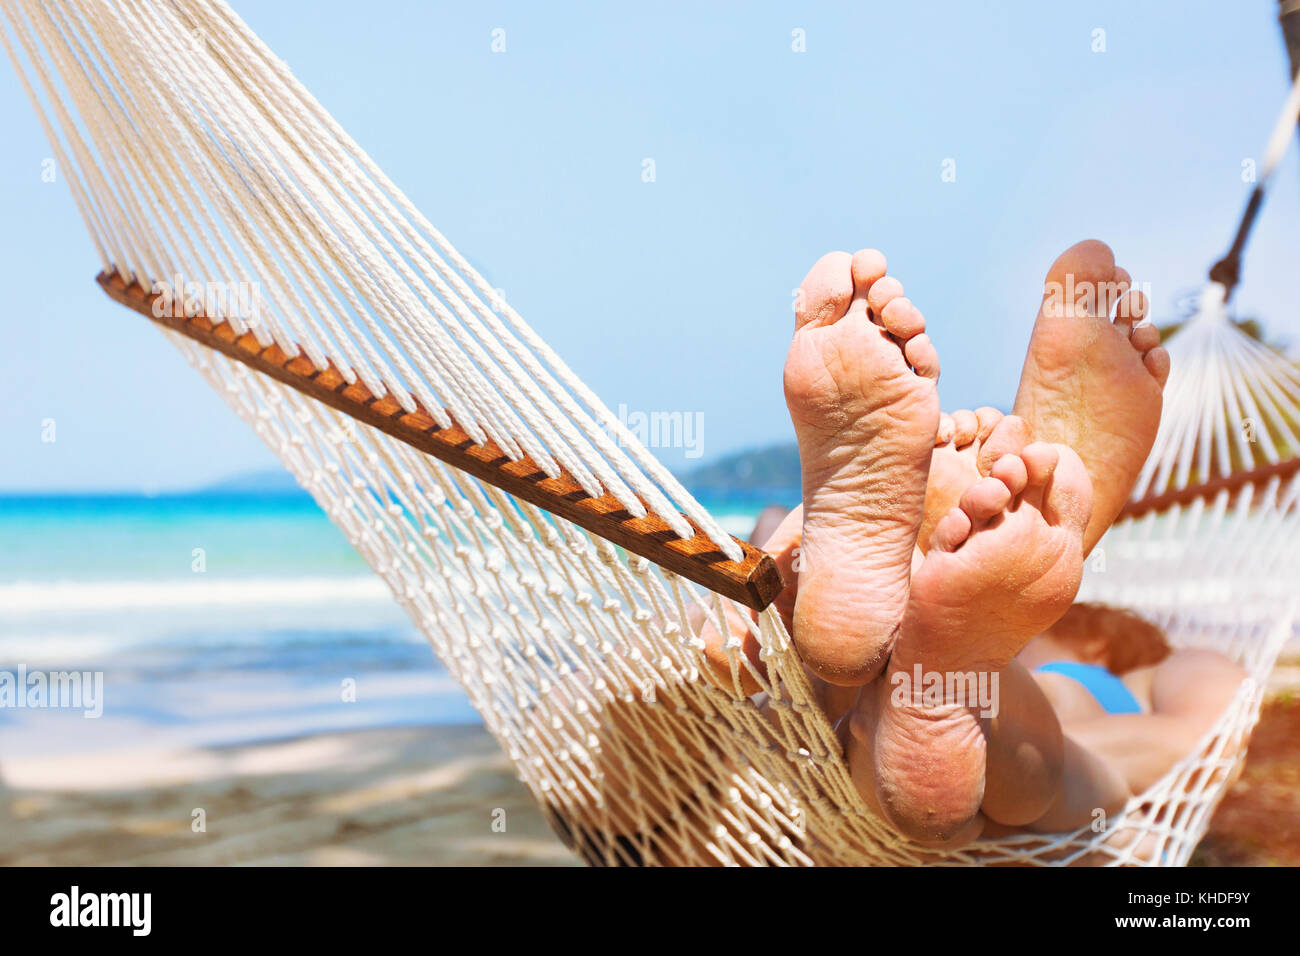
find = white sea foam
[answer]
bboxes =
[0,631,122,662]
[713,512,763,537]
[0,575,391,616]
[0,670,475,760]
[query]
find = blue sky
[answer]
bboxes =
[2,0,1298,491]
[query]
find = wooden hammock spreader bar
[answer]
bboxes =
[97,271,784,610]
[1120,455,1300,519]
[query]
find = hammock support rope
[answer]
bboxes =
[6,0,1299,866]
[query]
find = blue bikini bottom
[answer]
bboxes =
[1035,661,1142,715]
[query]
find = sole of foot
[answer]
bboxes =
[784,249,940,686]
[1013,239,1168,554]
[856,417,1093,842]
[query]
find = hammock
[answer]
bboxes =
[4,0,1296,866]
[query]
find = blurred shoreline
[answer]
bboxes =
[2,490,1297,866]
[3,684,1296,867]
[0,724,576,866]
[0,488,703,866]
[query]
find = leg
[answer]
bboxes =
[981,659,1066,827]
[1059,649,1247,795]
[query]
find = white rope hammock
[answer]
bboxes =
[5,0,1297,866]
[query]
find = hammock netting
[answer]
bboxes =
[5,0,1295,866]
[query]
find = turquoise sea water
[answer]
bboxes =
[0,488,777,758]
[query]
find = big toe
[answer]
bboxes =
[1030,443,1093,533]
[1043,239,1118,319]
[975,413,1032,476]
[796,251,854,329]
[1046,239,1116,286]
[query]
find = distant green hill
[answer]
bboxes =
[680,442,800,494]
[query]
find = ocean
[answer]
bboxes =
[0,489,778,760]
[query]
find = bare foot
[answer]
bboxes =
[715,405,1021,633]
[715,406,1015,694]
[920,407,1030,551]
[785,250,940,686]
[1013,240,1168,554]
[854,419,1093,842]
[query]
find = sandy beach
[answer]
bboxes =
[3,666,1297,867]
[0,725,577,867]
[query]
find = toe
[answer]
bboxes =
[1143,346,1171,387]
[976,413,1032,476]
[1114,289,1148,335]
[974,407,1003,441]
[880,296,926,339]
[930,507,973,552]
[950,409,979,446]
[990,453,1029,497]
[1020,442,1060,485]
[937,413,955,445]
[1129,322,1160,353]
[1108,266,1132,318]
[796,251,854,330]
[1042,239,1117,319]
[959,476,1013,524]
[1047,239,1116,284]
[866,275,904,323]
[851,249,888,297]
[904,333,940,380]
[1037,444,1093,532]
